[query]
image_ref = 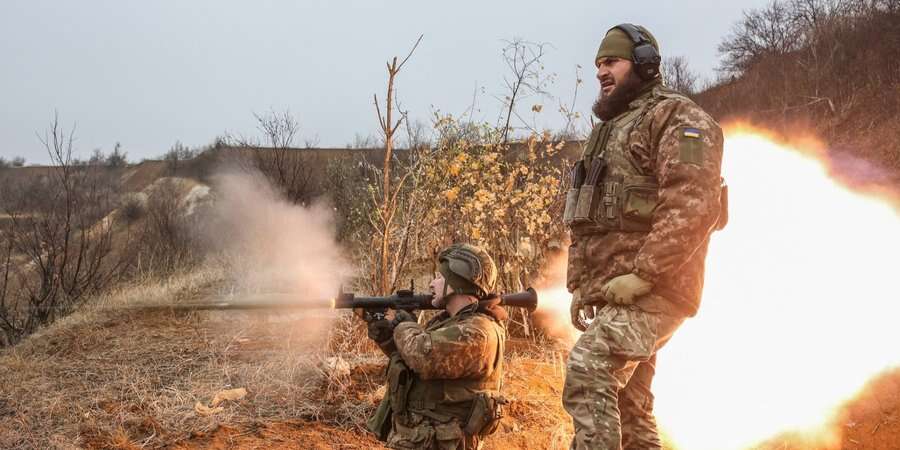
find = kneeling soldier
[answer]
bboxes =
[367,243,508,450]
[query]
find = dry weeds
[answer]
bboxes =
[0,264,377,449]
[0,262,577,449]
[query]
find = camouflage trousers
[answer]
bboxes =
[387,412,480,450]
[563,305,684,450]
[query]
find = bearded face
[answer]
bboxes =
[592,57,645,121]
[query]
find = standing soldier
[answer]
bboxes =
[561,24,726,449]
[367,244,508,450]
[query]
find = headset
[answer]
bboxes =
[611,23,661,81]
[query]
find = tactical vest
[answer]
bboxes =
[563,84,692,233]
[406,309,504,422]
[368,304,508,442]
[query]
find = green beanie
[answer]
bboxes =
[595,25,660,64]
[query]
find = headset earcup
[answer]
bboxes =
[610,23,661,81]
[639,62,659,80]
[632,43,661,80]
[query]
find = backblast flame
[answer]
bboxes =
[539,125,900,449]
[654,125,900,449]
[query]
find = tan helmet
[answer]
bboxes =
[437,243,497,298]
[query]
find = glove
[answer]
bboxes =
[601,273,653,306]
[367,319,395,344]
[367,310,418,345]
[570,289,597,332]
[391,310,417,327]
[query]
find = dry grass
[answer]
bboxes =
[0,264,383,449]
[483,352,572,450]
[0,261,578,449]
[0,265,221,448]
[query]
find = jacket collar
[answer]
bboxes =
[622,79,662,117]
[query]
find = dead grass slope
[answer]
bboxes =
[0,263,577,450]
[4,261,900,449]
[0,298,388,449]
[0,264,379,448]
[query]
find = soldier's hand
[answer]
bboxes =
[570,289,589,332]
[601,273,653,305]
[392,309,417,326]
[367,318,395,344]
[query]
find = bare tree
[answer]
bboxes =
[497,39,553,144]
[136,178,199,272]
[255,109,300,149]
[556,64,586,140]
[163,140,197,175]
[663,56,700,95]
[106,142,128,168]
[231,109,318,205]
[400,118,432,152]
[718,0,804,74]
[0,113,127,345]
[303,134,321,149]
[371,34,423,295]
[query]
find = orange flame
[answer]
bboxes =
[540,125,900,449]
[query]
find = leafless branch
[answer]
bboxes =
[396,34,424,72]
[497,39,553,145]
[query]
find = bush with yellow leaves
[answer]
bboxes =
[408,114,567,292]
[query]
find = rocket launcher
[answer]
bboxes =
[333,288,538,321]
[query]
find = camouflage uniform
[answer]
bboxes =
[563,79,724,449]
[372,299,507,450]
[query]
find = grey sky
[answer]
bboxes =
[1,0,771,164]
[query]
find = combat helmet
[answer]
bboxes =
[437,243,497,298]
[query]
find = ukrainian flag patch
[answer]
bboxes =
[683,128,702,138]
[679,127,704,164]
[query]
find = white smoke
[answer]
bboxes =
[209,170,350,300]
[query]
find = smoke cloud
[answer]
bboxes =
[208,170,350,300]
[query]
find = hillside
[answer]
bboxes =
[694,0,900,191]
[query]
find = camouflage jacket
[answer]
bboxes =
[393,300,506,381]
[366,300,507,442]
[568,80,724,316]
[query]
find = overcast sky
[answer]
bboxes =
[1,0,772,164]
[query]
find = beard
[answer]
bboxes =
[592,70,644,121]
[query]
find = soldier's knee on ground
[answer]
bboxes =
[387,414,474,450]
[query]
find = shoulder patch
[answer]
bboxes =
[683,128,702,138]
[679,127,705,164]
